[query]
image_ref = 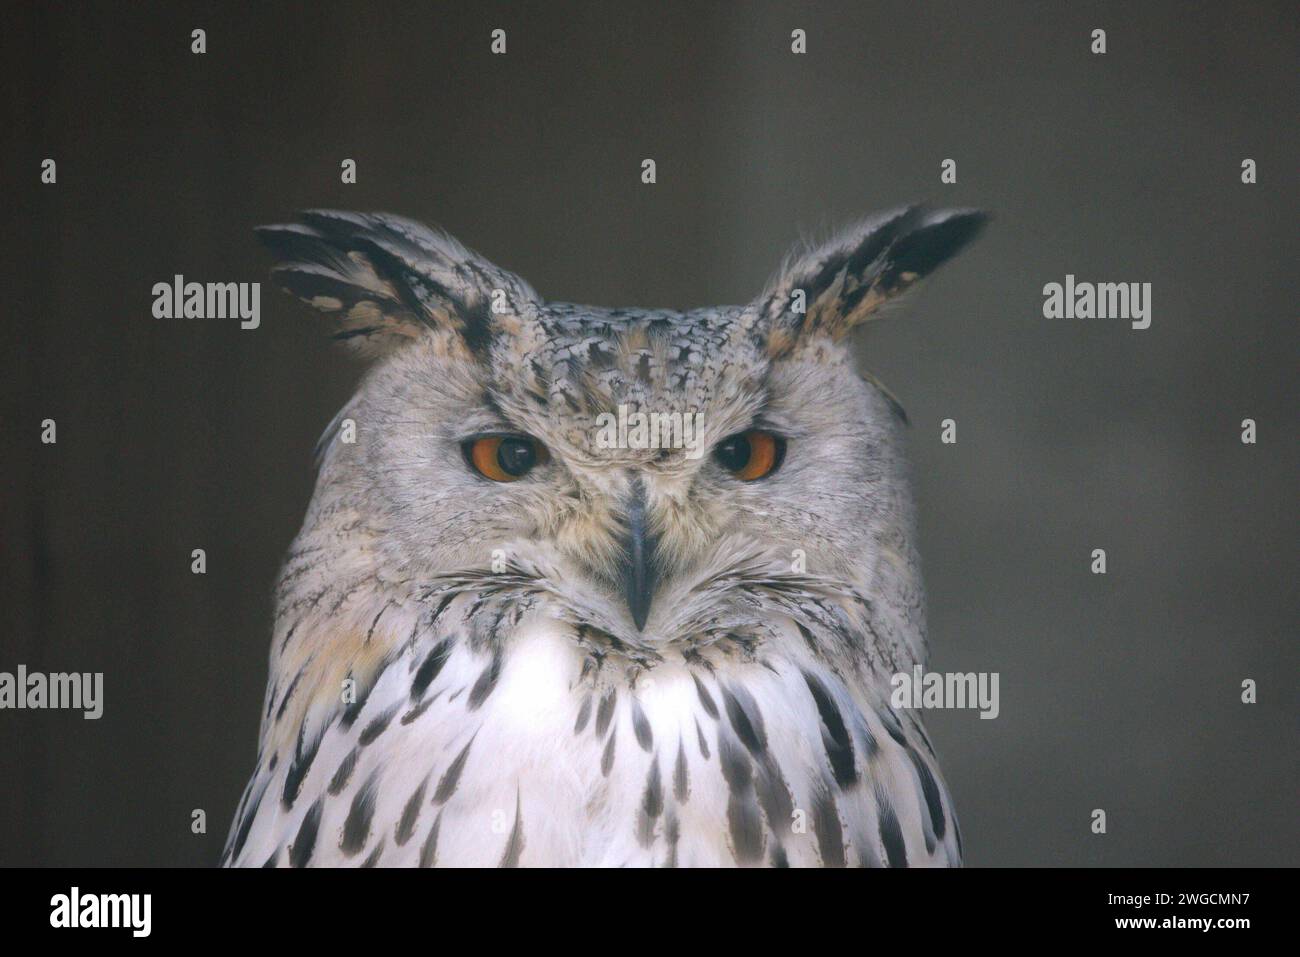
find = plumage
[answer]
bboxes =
[223,206,985,867]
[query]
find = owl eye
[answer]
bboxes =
[713,430,785,481]
[463,434,549,482]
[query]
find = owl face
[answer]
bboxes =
[262,207,984,655]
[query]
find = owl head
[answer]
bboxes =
[258,208,985,672]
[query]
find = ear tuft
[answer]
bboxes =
[758,206,988,352]
[256,211,538,357]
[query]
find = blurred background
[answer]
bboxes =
[2,1,1295,866]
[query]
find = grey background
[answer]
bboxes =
[2,1,1295,866]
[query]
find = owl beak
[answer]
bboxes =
[619,483,658,631]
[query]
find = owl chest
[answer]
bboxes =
[365,626,937,866]
[245,621,953,867]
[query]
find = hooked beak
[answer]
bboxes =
[618,482,658,631]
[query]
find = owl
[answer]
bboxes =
[222,206,985,867]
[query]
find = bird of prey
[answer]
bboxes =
[222,206,985,867]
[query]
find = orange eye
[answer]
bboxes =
[464,434,549,482]
[713,430,786,481]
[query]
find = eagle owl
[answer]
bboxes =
[223,206,985,867]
